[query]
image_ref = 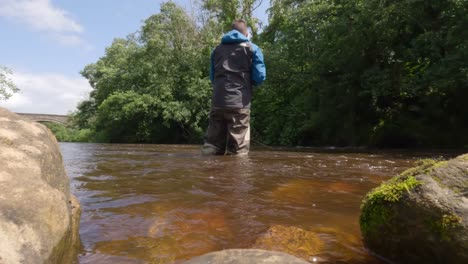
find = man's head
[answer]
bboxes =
[231,19,249,37]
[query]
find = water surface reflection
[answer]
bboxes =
[60,143,453,263]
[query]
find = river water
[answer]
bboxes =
[60,143,454,263]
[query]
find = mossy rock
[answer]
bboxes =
[360,154,468,263]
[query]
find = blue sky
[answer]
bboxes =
[0,0,269,114]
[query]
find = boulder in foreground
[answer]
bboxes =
[0,107,81,264]
[360,154,468,263]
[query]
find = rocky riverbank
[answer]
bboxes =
[0,107,81,264]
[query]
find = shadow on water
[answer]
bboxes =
[60,143,461,263]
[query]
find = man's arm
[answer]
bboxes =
[210,50,215,84]
[251,44,266,86]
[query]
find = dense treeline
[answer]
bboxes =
[255,0,468,147]
[73,0,468,148]
[42,122,93,143]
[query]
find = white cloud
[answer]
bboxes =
[0,0,88,48]
[0,0,82,32]
[0,71,92,115]
[52,33,94,50]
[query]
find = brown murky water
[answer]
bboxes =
[60,143,455,263]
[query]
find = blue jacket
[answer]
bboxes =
[210,30,266,108]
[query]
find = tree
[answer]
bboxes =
[254,0,468,147]
[74,0,468,147]
[78,2,212,143]
[201,0,264,36]
[0,66,19,101]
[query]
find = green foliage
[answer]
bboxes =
[42,122,94,142]
[72,129,94,142]
[201,0,263,35]
[78,2,214,143]
[0,66,19,101]
[253,0,468,147]
[43,122,70,141]
[75,0,468,147]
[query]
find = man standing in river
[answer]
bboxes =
[202,19,266,155]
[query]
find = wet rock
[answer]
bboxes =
[0,108,80,264]
[360,154,468,263]
[184,249,310,264]
[253,225,324,261]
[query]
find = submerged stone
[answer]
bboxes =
[360,154,468,263]
[184,249,309,264]
[253,225,324,261]
[144,207,232,262]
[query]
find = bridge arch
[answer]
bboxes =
[16,113,69,124]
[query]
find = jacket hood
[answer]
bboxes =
[221,30,249,44]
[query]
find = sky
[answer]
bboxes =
[0,0,269,115]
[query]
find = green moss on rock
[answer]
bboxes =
[458,154,468,162]
[400,159,447,178]
[441,214,462,229]
[0,136,14,146]
[360,158,443,236]
[426,213,463,241]
[360,175,421,236]
[360,202,394,236]
[431,175,448,189]
[364,175,421,203]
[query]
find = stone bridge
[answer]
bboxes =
[16,113,70,124]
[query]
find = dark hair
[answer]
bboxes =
[231,19,248,36]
